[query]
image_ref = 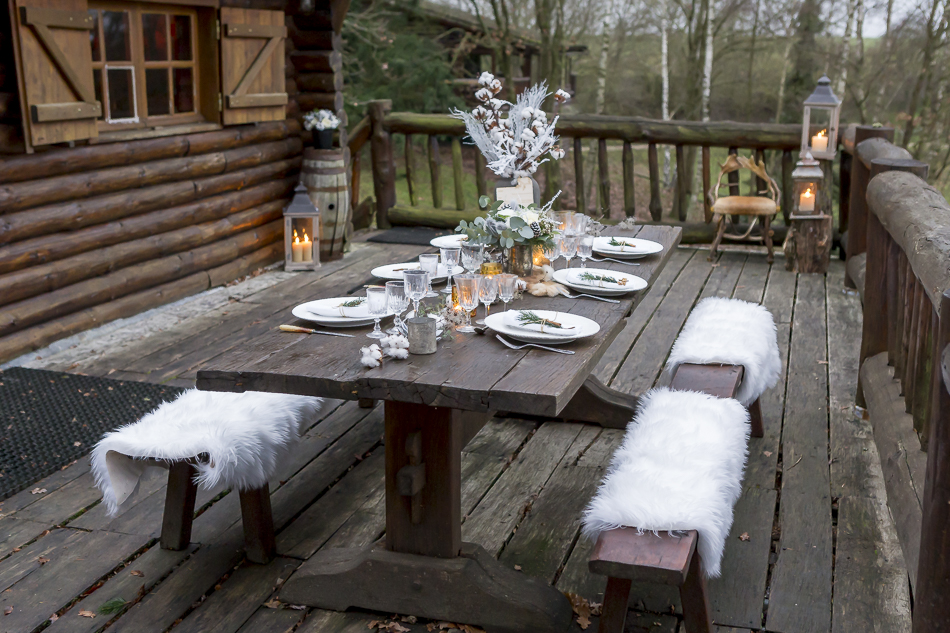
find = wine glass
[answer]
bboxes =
[496,273,518,312]
[403,269,429,317]
[477,276,498,325]
[578,235,593,268]
[461,242,485,274]
[440,247,461,294]
[570,213,590,235]
[419,253,440,298]
[454,274,480,333]
[386,281,408,333]
[560,233,579,269]
[554,211,573,232]
[365,287,388,339]
[543,238,560,269]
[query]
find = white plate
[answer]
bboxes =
[553,268,648,296]
[430,234,468,249]
[371,262,465,282]
[484,310,600,345]
[592,236,663,259]
[293,298,394,328]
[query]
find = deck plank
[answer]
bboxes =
[700,252,746,299]
[732,256,769,304]
[235,607,307,633]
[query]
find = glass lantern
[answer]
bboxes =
[790,152,824,217]
[800,76,842,161]
[284,183,321,271]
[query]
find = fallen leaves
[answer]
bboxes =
[37,556,49,565]
[739,532,751,541]
[3,607,12,616]
[513,565,522,571]
[78,610,96,618]
[49,613,58,622]
[763,451,773,457]
[563,592,602,630]
[368,621,410,632]
[424,623,485,632]
[30,488,47,495]
[263,599,282,609]
[129,570,144,577]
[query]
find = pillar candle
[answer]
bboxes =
[811,131,828,153]
[292,236,305,262]
[799,187,816,213]
[301,231,313,262]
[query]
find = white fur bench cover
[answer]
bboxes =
[582,388,750,577]
[92,390,323,515]
[664,297,780,406]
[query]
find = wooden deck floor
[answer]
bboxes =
[0,243,910,633]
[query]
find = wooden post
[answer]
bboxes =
[781,149,793,224]
[701,146,711,223]
[598,138,610,215]
[368,100,396,229]
[844,126,895,282]
[675,144,688,221]
[838,150,852,247]
[428,135,442,209]
[647,142,661,221]
[475,152,487,199]
[451,137,465,211]
[350,145,362,215]
[405,134,416,206]
[239,485,276,564]
[754,149,767,195]
[574,137,586,213]
[622,141,635,218]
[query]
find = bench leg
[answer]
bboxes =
[598,576,632,633]
[680,550,713,633]
[239,485,276,564]
[748,398,764,438]
[161,461,198,551]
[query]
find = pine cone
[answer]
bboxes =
[530,222,542,238]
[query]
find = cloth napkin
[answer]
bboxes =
[505,311,576,337]
[306,300,373,319]
[598,239,640,253]
[569,271,628,289]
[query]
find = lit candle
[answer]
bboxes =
[799,186,815,213]
[811,129,828,153]
[301,230,313,262]
[292,230,305,262]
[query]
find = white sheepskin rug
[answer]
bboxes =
[664,297,781,406]
[91,390,323,516]
[582,388,750,578]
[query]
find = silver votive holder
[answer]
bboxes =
[407,317,437,355]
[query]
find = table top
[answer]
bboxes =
[196,224,681,418]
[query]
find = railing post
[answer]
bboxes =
[573,137,586,213]
[647,143,662,221]
[368,100,396,229]
[598,138,610,215]
[844,125,893,285]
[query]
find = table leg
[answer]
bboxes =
[280,401,573,632]
[555,376,639,428]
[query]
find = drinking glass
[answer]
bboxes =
[440,247,461,294]
[385,281,409,332]
[554,211,573,232]
[403,269,429,317]
[461,242,485,274]
[570,213,590,235]
[477,276,498,325]
[419,253,440,298]
[365,287,388,339]
[543,238,560,269]
[496,273,518,312]
[454,274,480,333]
[560,233,579,268]
[577,235,593,268]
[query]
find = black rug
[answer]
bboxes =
[366,226,453,246]
[0,367,183,500]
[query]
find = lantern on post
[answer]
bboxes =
[800,76,842,161]
[790,152,825,217]
[283,182,321,272]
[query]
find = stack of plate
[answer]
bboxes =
[293,297,395,328]
[371,263,464,282]
[553,267,647,296]
[592,236,663,259]
[484,310,600,345]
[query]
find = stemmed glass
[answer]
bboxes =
[440,247,461,294]
[543,238,561,269]
[403,269,429,318]
[477,276,498,324]
[496,273,518,312]
[578,235,593,268]
[554,211,572,232]
[365,287,388,339]
[419,253,440,298]
[454,274,480,333]
[385,281,408,333]
[560,233,579,269]
[569,213,590,235]
[461,242,485,274]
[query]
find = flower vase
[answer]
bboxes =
[313,129,334,150]
[493,176,540,207]
[504,244,535,277]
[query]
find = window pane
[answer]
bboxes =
[107,67,135,119]
[89,11,100,62]
[142,14,168,61]
[171,15,192,61]
[93,69,104,120]
[102,11,130,62]
[173,68,194,113]
[146,68,171,116]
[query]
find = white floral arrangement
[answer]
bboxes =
[451,73,569,179]
[303,109,340,131]
[360,335,410,368]
[457,193,561,250]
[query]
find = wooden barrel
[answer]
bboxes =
[301,148,349,261]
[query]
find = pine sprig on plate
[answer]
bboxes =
[578,272,628,286]
[516,311,574,330]
[337,298,366,308]
[608,237,636,250]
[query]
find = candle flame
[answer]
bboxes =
[293,229,298,238]
[803,187,814,198]
[816,129,826,138]
[302,230,310,244]
[294,235,300,244]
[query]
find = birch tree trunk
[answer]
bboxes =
[746,0,759,119]
[590,23,610,212]
[661,14,672,186]
[776,36,792,123]
[702,3,714,122]
[836,0,857,96]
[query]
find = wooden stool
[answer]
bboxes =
[670,362,764,438]
[590,528,710,633]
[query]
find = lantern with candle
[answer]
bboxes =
[800,76,842,161]
[790,152,824,217]
[283,183,321,271]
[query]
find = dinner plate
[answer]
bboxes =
[553,268,648,296]
[484,310,600,345]
[292,298,395,328]
[371,262,465,282]
[592,236,663,259]
[429,234,468,249]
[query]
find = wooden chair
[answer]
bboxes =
[707,154,780,263]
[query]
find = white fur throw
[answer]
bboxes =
[92,390,323,516]
[582,388,750,577]
[664,297,780,406]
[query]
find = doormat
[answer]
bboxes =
[366,226,452,246]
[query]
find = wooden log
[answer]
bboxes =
[0,241,282,364]
[290,50,341,74]
[598,138,610,214]
[911,292,933,437]
[475,152,487,199]
[387,204,480,228]
[848,138,913,260]
[858,208,890,371]
[0,120,298,186]
[404,134,417,206]
[701,146,711,223]
[647,143,661,221]
[451,137,465,211]
[295,72,343,93]
[905,278,922,404]
[0,221,283,337]
[286,23,340,51]
[781,150,793,224]
[347,115,371,155]
[839,151,852,237]
[0,157,300,247]
[290,10,333,31]
[428,135,442,209]
[785,215,833,273]
[622,141,635,218]
[675,144,688,222]
[896,256,908,379]
[574,137,586,213]
[0,137,302,214]
[297,91,344,114]
[368,100,396,229]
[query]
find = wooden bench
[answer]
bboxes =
[670,362,764,438]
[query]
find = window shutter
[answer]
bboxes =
[219,7,287,126]
[11,0,100,148]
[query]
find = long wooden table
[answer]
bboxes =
[196,225,681,632]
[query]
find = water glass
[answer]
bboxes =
[496,274,518,311]
[403,269,429,317]
[560,233,579,268]
[477,276,498,324]
[554,211,573,232]
[419,253,440,297]
[366,287,388,339]
[386,281,409,332]
[440,247,461,294]
[578,235,593,268]
[570,213,590,235]
[461,242,485,274]
[454,274,480,333]
[543,239,560,268]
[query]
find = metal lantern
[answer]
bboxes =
[283,182,321,271]
[800,76,842,161]
[790,152,825,217]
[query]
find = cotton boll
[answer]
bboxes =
[478,71,495,86]
[554,89,571,102]
[387,348,409,360]
[475,88,493,102]
[360,355,380,368]
[550,147,565,160]
[521,129,537,141]
[489,78,503,93]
